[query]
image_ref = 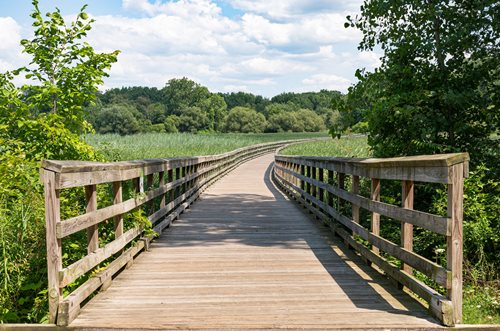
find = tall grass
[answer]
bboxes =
[280,135,372,157]
[85,132,329,161]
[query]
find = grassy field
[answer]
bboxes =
[280,135,372,157]
[85,132,329,161]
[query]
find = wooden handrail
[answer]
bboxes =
[272,152,468,326]
[41,140,305,326]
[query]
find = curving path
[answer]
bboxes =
[71,154,442,329]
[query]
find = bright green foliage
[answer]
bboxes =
[224,107,268,133]
[16,0,119,133]
[432,164,500,282]
[347,0,499,167]
[0,0,117,322]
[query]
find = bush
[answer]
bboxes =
[224,107,267,133]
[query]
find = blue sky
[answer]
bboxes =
[0,0,380,97]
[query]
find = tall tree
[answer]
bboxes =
[348,0,499,165]
[15,0,119,133]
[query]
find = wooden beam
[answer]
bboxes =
[371,178,380,255]
[447,163,464,324]
[41,170,62,324]
[401,180,414,275]
[112,181,123,240]
[85,185,98,254]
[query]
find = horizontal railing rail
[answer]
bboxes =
[272,152,468,326]
[41,140,306,326]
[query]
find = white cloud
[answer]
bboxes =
[229,0,362,19]
[0,1,380,96]
[302,73,352,91]
[0,17,25,72]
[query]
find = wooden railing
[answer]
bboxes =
[41,140,295,326]
[272,152,469,326]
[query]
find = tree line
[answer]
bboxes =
[85,80,350,135]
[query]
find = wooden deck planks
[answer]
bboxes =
[70,154,442,329]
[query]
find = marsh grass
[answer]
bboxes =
[85,132,329,161]
[280,135,372,157]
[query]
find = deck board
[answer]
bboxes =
[71,154,442,329]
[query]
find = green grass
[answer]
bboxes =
[463,285,500,324]
[85,132,329,161]
[280,135,372,157]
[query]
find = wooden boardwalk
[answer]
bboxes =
[71,154,442,329]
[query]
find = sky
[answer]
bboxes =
[0,0,381,97]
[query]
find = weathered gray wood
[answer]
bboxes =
[112,181,123,240]
[85,185,98,254]
[275,153,469,183]
[371,178,380,255]
[401,180,414,275]
[447,163,464,324]
[71,154,439,330]
[273,172,450,287]
[274,165,450,235]
[41,170,62,324]
[59,227,143,287]
[352,175,360,224]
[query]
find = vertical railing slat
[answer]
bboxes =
[42,170,62,324]
[401,180,414,274]
[371,178,380,255]
[447,163,464,324]
[85,185,98,253]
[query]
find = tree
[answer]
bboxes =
[347,0,499,166]
[161,78,210,115]
[177,107,210,133]
[15,0,119,133]
[294,109,326,132]
[224,107,267,133]
[200,94,227,131]
[0,1,118,323]
[94,104,141,135]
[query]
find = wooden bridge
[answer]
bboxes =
[41,141,468,329]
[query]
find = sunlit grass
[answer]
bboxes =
[85,132,329,161]
[280,135,372,157]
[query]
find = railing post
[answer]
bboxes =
[42,169,62,324]
[112,181,124,240]
[371,178,380,255]
[311,167,317,199]
[168,168,174,203]
[447,163,464,324]
[85,185,98,254]
[401,180,414,274]
[351,176,360,223]
[337,172,345,210]
[147,174,154,215]
[159,171,165,209]
[318,168,324,204]
[327,170,334,208]
[300,164,305,196]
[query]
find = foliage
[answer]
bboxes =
[177,107,210,133]
[463,284,500,324]
[223,107,267,133]
[346,0,499,169]
[90,79,340,135]
[93,104,141,135]
[16,0,118,133]
[161,77,211,115]
[0,0,116,322]
[432,164,500,282]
